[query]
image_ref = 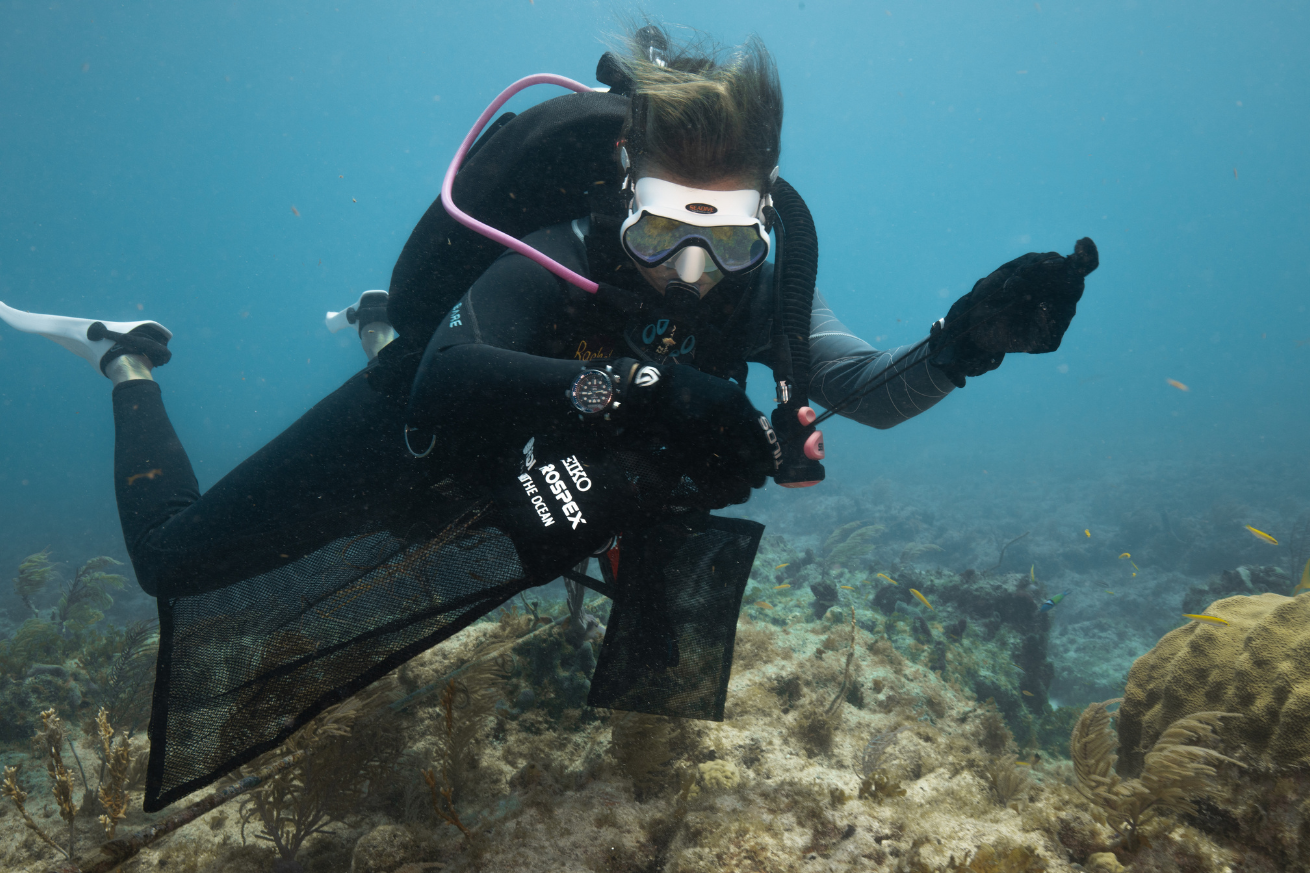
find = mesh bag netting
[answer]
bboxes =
[144,449,762,811]
[145,487,535,810]
[587,514,763,721]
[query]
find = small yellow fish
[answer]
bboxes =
[773,584,791,590]
[1166,378,1189,392]
[1030,564,1035,582]
[1105,590,1115,594]
[1084,529,1091,538]
[775,563,790,570]
[840,585,855,590]
[1293,559,1310,596]
[1245,525,1278,545]
[1022,690,1034,697]
[876,573,897,585]
[1015,760,1032,766]
[909,588,934,610]
[859,579,871,585]
[754,601,774,610]
[1118,553,1131,559]
[1183,613,1229,626]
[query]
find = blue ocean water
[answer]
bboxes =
[1,1,1306,672]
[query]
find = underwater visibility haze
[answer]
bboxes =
[1,2,1308,871]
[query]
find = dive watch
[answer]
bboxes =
[569,368,617,417]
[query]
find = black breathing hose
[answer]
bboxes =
[766,178,826,485]
[769,178,819,400]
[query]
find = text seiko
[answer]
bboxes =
[538,463,587,529]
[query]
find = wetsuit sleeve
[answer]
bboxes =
[807,290,956,429]
[407,224,598,463]
[427,224,583,356]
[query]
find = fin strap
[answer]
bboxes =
[88,322,173,374]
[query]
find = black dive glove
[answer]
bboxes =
[929,237,1099,388]
[617,360,780,508]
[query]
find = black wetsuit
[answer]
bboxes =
[112,217,955,600]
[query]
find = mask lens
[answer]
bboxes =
[623,214,686,265]
[624,213,768,272]
[705,224,768,271]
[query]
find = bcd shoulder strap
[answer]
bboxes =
[386,90,630,348]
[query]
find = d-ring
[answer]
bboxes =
[404,426,436,459]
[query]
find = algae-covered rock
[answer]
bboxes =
[697,759,740,792]
[1118,592,1310,773]
[1085,852,1126,873]
[1179,565,1288,617]
[350,824,418,873]
[934,568,1048,638]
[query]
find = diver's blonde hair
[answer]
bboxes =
[610,22,783,189]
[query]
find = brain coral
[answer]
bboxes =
[1117,593,1310,775]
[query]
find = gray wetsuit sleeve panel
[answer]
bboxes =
[807,290,955,429]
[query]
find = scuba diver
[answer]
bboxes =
[0,24,1097,810]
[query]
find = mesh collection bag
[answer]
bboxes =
[144,441,763,810]
[587,514,763,721]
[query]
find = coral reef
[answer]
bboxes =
[1117,592,1310,771]
[1,553,155,744]
[11,476,1310,873]
[1115,592,1310,868]
[1071,698,1238,851]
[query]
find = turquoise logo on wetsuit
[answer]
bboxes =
[641,319,696,358]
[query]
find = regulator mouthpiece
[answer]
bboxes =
[663,280,701,316]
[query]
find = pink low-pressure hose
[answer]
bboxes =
[441,74,601,294]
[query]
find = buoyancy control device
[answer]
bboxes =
[379,51,824,486]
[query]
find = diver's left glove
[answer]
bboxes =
[929,237,1099,388]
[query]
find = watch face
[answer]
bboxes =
[571,370,613,414]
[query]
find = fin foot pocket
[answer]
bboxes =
[0,299,171,373]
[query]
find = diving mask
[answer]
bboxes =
[620,177,772,279]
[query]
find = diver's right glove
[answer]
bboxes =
[617,360,780,508]
[929,237,1099,387]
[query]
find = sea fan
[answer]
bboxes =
[982,754,1030,806]
[13,550,58,614]
[55,557,126,633]
[97,620,160,736]
[420,642,512,841]
[1070,699,1240,851]
[899,542,944,564]
[824,524,885,566]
